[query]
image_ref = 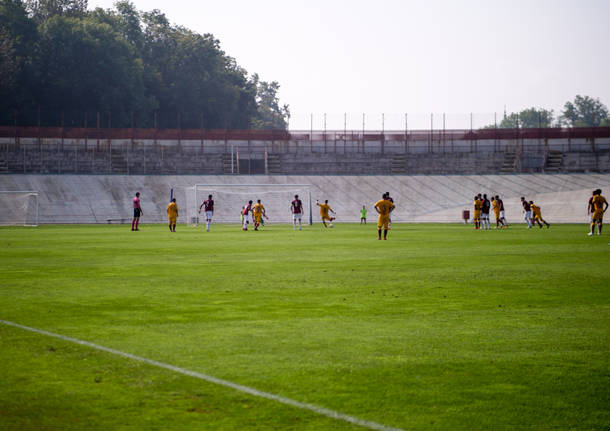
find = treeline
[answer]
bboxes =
[0,0,289,129]
[488,95,609,129]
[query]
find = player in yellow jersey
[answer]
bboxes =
[529,201,550,228]
[167,198,178,232]
[374,193,395,240]
[473,194,482,229]
[589,189,608,236]
[316,199,336,227]
[252,199,268,231]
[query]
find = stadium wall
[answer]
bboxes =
[1,174,608,224]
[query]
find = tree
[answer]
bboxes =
[25,0,87,23]
[251,73,290,130]
[493,107,555,129]
[561,95,609,127]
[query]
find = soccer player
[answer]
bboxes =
[131,192,143,231]
[167,198,178,232]
[316,199,336,227]
[473,195,482,229]
[495,195,508,228]
[374,193,395,240]
[242,200,253,231]
[589,189,608,236]
[385,192,394,228]
[291,194,303,231]
[481,193,491,230]
[360,205,367,224]
[252,199,267,231]
[529,201,550,228]
[521,197,532,228]
[587,190,595,225]
[198,194,214,232]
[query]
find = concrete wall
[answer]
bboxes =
[1,174,608,224]
[2,137,609,175]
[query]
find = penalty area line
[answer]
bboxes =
[0,319,405,431]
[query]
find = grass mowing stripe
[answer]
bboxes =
[0,318,405,431]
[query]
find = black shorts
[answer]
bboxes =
[134,208,141,218]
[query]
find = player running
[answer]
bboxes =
[374,193,395,240]
[589,189,608,236]
[291,194,303,231]
[529,201,550,228]
[473,194,482,229]
[242,200,253,230]
[198,194,214,232]
[316,199,336,227]
[131,192,143,231]
[252,199,268,231]
[167,198,178,232]
[521,197,533,228]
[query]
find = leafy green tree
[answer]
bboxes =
[25,0,87,23]
[496,108,554,128]
[561,95,609,127]
[0,0,290,129]
[251,73,290,130]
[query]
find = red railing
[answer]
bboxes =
[1,126,609,141]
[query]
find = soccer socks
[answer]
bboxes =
[206,221,211,232]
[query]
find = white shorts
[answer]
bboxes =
[500,210,505,219]
[589,213,593,223]
[482,213,489,220]
[525,211,532,219]
[205,211,213,220]
[293,213,302,220]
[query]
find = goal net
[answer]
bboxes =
[184,184,312,226]
[0,191,39,226]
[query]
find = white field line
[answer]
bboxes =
[0,319,405,431]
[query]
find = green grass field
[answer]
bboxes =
[0,223,608,430]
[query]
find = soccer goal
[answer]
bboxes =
[0,191,39,226]
[184,184,313,226]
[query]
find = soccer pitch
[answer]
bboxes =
[0,223,608,430]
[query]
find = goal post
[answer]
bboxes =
[0,191,39,226]
[184,184,312,226]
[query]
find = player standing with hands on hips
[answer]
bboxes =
[375,194,395,240]
[199,194,214,232]
[131,192,143,231]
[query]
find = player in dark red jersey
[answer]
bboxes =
[521,197,532,228]
[291,194,303,231]
[198,194,214,232]
[242,200,253,231]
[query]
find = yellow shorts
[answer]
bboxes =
[592,210,604,221]
[254,214,262,223]
[377,216,390,229]
[493,211,500,219]
[168,217,177,224]
[473,211,481,221]
[321,215,332,222]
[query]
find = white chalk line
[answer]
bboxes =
[0,319,405,431]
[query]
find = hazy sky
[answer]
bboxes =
[88,0,610,130]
